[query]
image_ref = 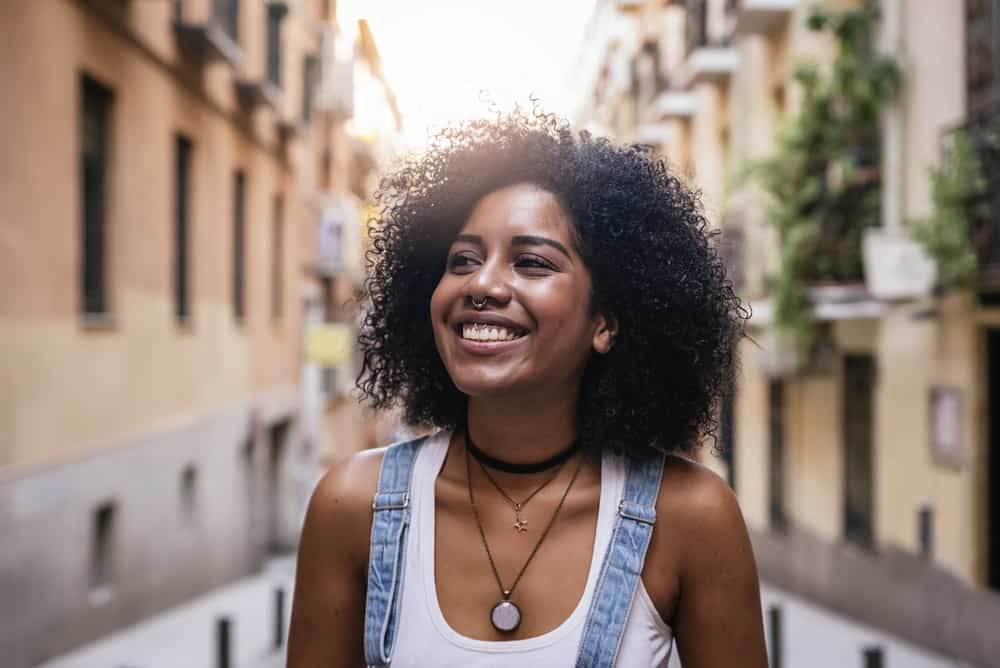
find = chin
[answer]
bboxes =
[450,373,528,400]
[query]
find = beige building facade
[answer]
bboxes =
[0,1,367,665]
[577,1,1000,665]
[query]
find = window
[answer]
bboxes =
[91,501,117,592]
[233,170,246,322]
[768,380,786,529]
[80,74,113,317]
[174,134,193,322]
[180,464,198,524]
[301,54,319,123]
[271,195,284,321]
[213,0,239,44]
[266,2,285,88]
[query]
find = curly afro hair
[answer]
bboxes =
[357,107,747,459]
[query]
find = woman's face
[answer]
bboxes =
[429,182,614,402]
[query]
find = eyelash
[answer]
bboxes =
[447,253,556,271]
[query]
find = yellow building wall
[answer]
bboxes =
[734,339,771,528]
[0,1,302,473]
[789,370,842,540]
[690,82,727,222]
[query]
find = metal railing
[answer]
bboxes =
[955,105,1000,287]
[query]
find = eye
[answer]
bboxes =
[447,252,479,272]
[516,254,557,271]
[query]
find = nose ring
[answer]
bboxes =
[471,296,488,310]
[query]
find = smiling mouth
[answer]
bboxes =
[456,321,528,342]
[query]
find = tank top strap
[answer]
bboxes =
[575,449,666,667]
[364,434,431,667]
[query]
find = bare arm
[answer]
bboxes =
[287,450,383,668]
[664,461,769,667]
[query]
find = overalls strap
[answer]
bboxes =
[363,435,427,667]
[575,449,666,667]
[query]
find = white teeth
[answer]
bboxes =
[461,322,523,342]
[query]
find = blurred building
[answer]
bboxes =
[577,0,1000,665]
[297,15,404,481]
[0,1,398,666]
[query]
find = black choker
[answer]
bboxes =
[465,429,580,475]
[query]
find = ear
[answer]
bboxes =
[592,312,619,355]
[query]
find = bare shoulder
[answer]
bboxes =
[656,453,751,565]
[303,447,386,569]
[311,446,385,513]
[659,453,741,520]
[651,455,768,666]
[288,448,387,667]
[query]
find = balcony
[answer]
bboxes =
[958,106,1000,291]
[314,27,354,120]
[727,0,796,37]
[633,123,673,146]
[651,90,697,119]
[173,0,242,68]
[682,47,738,87]
[682,0,738,87]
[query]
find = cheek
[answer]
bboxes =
[429,275,451,322]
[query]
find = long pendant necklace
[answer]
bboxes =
[465,446,584,633]
[474,456,565,533]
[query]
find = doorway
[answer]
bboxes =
[987,331,1000,590]
[768,380,786,529]
[843,354,875,548]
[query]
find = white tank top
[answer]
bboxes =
[389,430,674,667]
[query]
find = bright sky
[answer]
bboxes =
[337,0,597,149]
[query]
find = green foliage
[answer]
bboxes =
[905,130,984,288]
[748,2,900,360]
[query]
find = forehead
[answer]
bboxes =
[459,183,575,243]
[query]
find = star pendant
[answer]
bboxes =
[514,517,528,533]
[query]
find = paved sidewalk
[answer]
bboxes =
[39,557,295,668]
[38,561,979,667]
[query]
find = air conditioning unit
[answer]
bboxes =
[862,229,937,301]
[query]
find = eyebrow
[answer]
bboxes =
[453,233,572,260]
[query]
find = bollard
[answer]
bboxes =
[863,646,884,668]
[919,505,934,559]
[275,586,286,649]
[767,605,782,668]
[217,615,232,668]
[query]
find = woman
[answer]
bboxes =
[288,109,766,667]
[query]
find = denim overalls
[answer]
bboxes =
[363,434,666,668]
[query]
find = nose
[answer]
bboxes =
[469,256,512,306]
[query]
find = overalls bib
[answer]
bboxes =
[363,433,666,668]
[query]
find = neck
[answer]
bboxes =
[465,390,579,468]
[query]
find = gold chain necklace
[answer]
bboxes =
[475,456,566,533]
[465,446,584,633]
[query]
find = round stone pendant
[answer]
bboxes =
[490,600,522,632]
